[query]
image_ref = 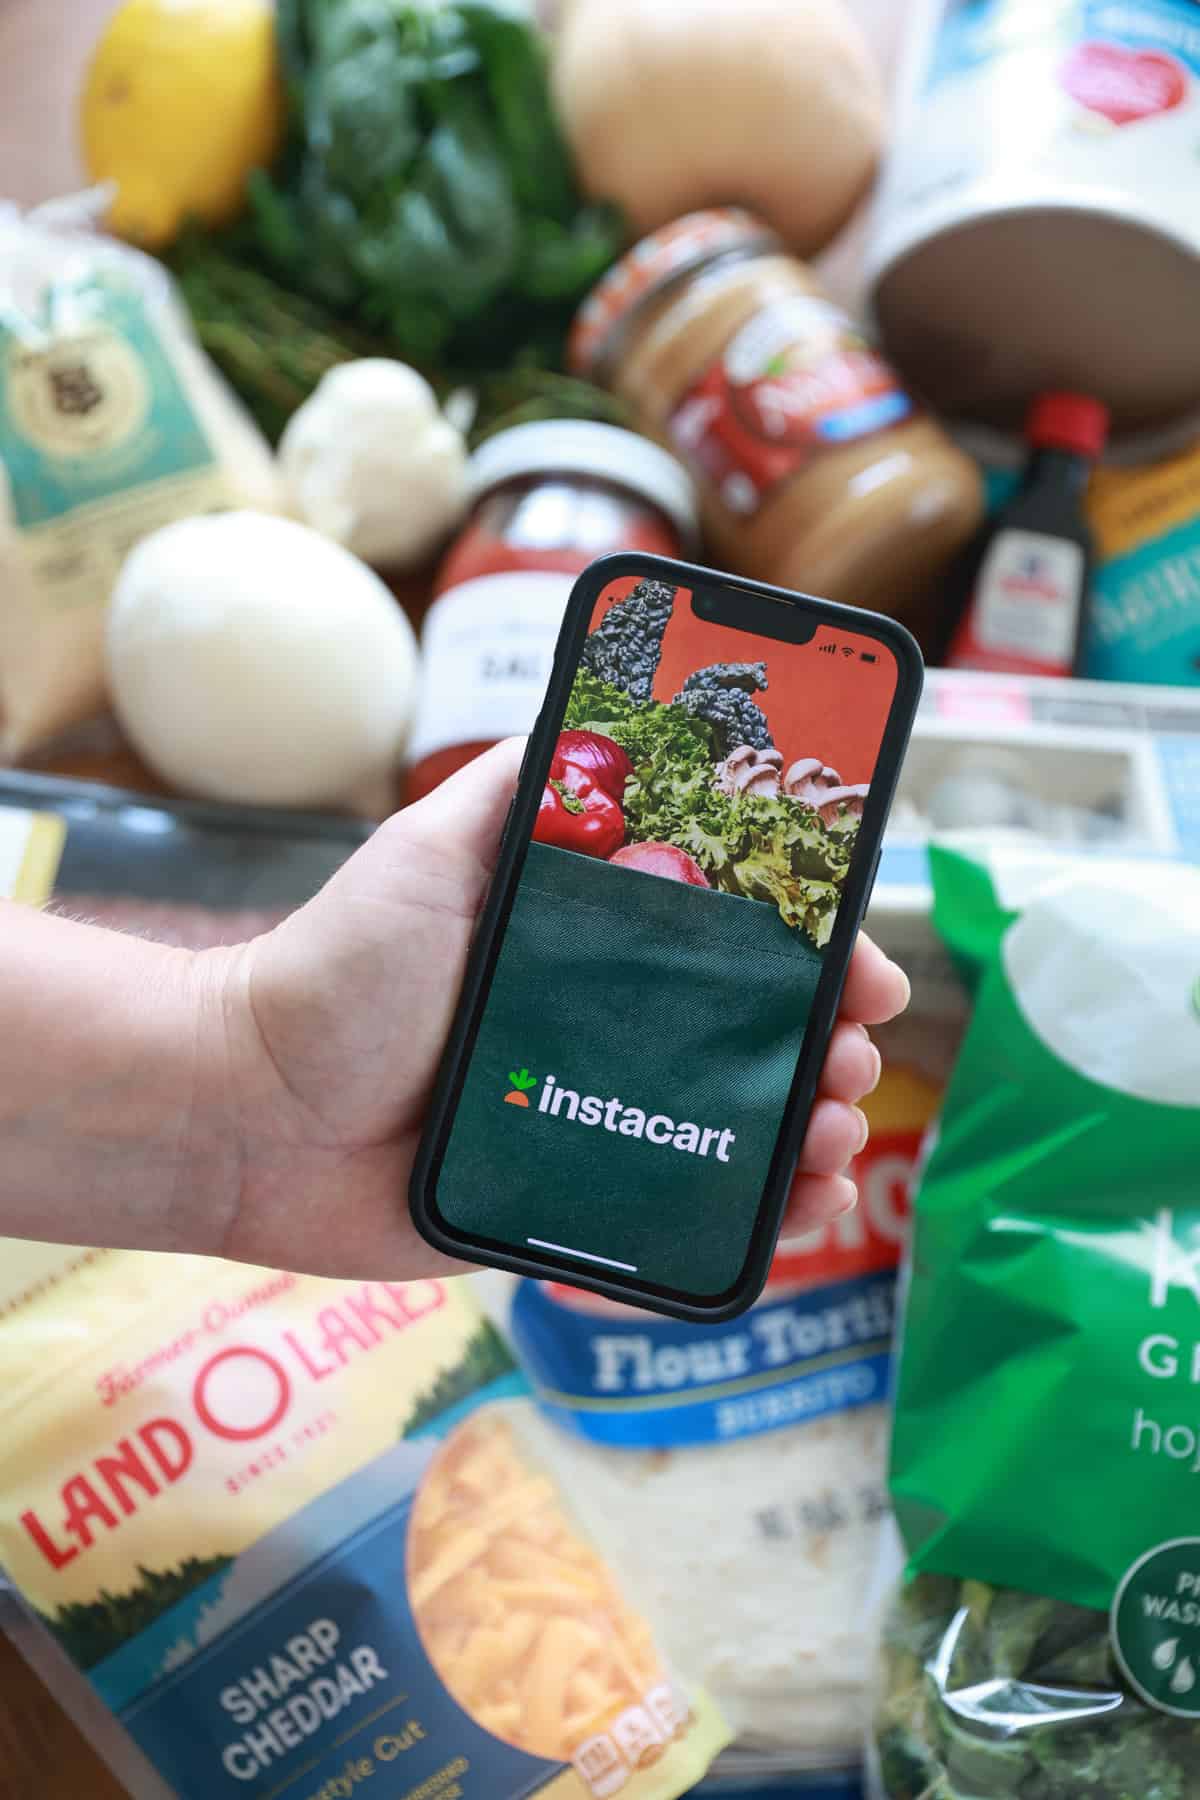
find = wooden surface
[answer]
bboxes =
[0,1632,127,1799]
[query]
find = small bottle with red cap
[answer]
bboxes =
[946,392,1110,679]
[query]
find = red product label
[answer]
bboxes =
[668,297,913,515]
[768,1127,918,1291]
[1060,39,1188,126]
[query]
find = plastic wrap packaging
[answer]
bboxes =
[481,1055,943,1792]
[869,842,1200,1799]
[0,198,281,758]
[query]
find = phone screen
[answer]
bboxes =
[428,572,901,1304]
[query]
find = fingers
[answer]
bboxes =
[799,1096,869,1177]
[818,1020,882,1103]
[840,930,911,1026]
[778,1171,858,1243]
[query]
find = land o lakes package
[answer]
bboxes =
[0,1249,729,1799]
[870,844,1200,1799]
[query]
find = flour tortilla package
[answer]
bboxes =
[0,1251,728,1799]
[483,1056,943,1787]
[0,199,281,757]
[870,844,1200,1799]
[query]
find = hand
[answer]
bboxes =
[216,739,910,1280]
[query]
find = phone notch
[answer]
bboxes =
[691,583,819,644]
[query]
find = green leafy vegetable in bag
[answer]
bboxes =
[873,847,1200,1800]
[246,0,623,368]
[877,1575,1198,1800]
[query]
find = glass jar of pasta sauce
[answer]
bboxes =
[406,420,696,800]
[568,209,983,647]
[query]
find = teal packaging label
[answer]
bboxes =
[1085,444,1200,687]
[0,272,219,529]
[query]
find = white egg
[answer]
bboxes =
[107,512,418,808]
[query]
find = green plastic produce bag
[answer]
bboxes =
[871,844,1200,1800]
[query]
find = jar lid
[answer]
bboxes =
[468,420,698,539]
[568,208,777,381]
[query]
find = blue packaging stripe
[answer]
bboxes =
[928,0,1200,91]
[814,392,912,444]
[509,1276,896,1449]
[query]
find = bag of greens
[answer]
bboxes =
[869,842,1200,1800]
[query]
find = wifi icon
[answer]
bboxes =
[841,646,855,658]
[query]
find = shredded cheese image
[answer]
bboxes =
[408,1410,680,1766]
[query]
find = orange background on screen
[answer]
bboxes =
[589,580,897,787]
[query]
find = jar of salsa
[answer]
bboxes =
[406,421,696,800]
[569,209,984,647]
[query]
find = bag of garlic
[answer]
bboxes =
[870,845,1200,1800]
[0,198,281,757]
[482,1058,942,1780]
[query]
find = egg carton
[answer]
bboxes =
[866,669,1200,1013]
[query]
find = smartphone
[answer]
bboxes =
[411,554,922,1320]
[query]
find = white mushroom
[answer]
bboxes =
[716,744,784,798]
[814,784,870,829]
[784,758,842,805]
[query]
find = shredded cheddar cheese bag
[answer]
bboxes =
[0,1247,729,1799]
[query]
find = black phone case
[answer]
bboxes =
[409,552,924,1321]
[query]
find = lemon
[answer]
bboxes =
[81,0,285,249]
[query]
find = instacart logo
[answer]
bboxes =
[503,1065,737,1162]
[504,1067,539,1108]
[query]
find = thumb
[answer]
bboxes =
[390,737,526,882]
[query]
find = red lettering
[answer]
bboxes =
[62,1475,118,1550]
[283,1327,337,1382]
[344,1284,406,1342]
[384,1280,445,1323]
[139,1418,194,1484]
[315,1305,374,1366]
[193,1346,291,1441]
[20,1509,78,1571]
[95,1438,160,1516]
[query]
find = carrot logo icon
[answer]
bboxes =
[504,1067,538,1108]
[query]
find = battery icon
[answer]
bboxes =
[860,652,877,663]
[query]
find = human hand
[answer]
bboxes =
[216,739,910,1280]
